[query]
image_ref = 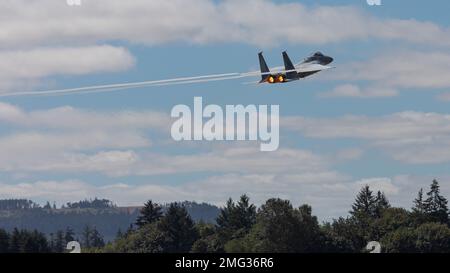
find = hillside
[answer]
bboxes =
[0,199,220,242]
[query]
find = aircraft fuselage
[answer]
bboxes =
[259,51,334,84]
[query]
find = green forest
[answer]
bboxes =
[1,179,450,253]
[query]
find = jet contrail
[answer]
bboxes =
[0,72,242,98]
[0,68,300,98]
[30,74,250,97]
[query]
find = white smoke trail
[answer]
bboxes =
[0,72,240,97]
[29,74,249,97]
[0,68,300,98]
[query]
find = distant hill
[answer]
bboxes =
[0,199,220,242]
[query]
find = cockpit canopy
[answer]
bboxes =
[303,52,325,63]
[313,52,324,57]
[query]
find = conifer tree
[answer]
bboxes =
[350,185,377,218]
[424,180,449,224]
[89,227,105,248]
[0,229,10,253]
[64,227,75,243]
[413,188,425,214]
[53,230,65,253]
[374,191,390,217]
[135,200,163,228]
[157,203,198,252]
[81,225,92,248]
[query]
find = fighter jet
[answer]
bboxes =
[258,51,334,84]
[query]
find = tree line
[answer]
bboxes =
[0,198,115,211]
[0,225,104,253]
[97,179,450,253]
[0,199,40,210]
[0,179,449,253]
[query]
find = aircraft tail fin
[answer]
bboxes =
[282,51,298,80]
[258,52,270,82]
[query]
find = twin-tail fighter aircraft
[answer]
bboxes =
[258,51,334,84]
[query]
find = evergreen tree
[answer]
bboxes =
[424,180,449,224]
[25,230,50,253]
[9,228,21,253]
[348,186,382,245]
[135,200,163,228]
[374,191,390,217]
[157,203,198,252]
[7,229,49,253]
[216,195,256,238]
[0,229,10,253]
[215,196,257,251]
[216,198,235,232]
[64,227,75,243]
[350,185,377,218]
[116,229,124,240]
[43,201,51,209]
[49,233,55,251]
[53,230,65,253]
[82,225,92,248]
[413,189,425,214]
[239,199,322,253]
[90,227,105,248]
[235,195,257,232]
[80,225,105,249]
[412,188,428,225]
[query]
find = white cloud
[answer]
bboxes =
[1,0,449,48]
[0,180,95,201]
[3,101,450,176]
[284,111,450,164]
[0,103,173,174]
[333,148,364,161]
[319,84,398,98]
[355,177,400,195]
[0,102,336,177]
[0,131,148,173]
[328,50,450,97]
[127,146,329,176]
[0,142,333,177]
[0,103,169,131]
[0,45,135,91]
[0,46,134,79]
[284,111,450,141]
[0,103,328,177]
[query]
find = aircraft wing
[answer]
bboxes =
[243,65,333,77]
[295,63,334,73]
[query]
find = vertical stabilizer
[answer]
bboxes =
[258,52,270,82]
[282,51,298,80]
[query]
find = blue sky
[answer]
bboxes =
[0,0,450,220]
